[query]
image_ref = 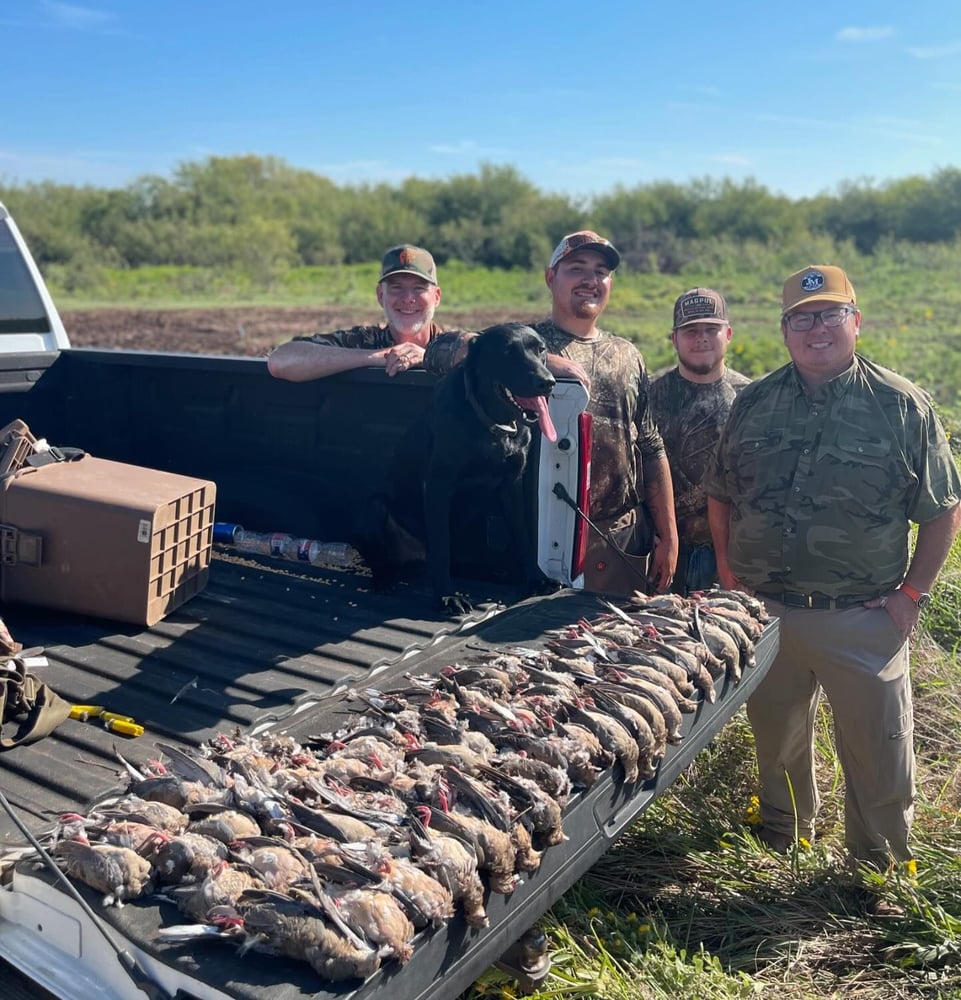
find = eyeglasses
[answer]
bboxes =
[784,306,855,333]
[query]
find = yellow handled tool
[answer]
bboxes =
[101,711,135,724]
[69,705,104,722]
[103,718,145,738]
[70,705,143,736]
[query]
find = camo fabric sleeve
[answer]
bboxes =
[293,326,395,349]
[705,356,961,596]
[423,331,476,375]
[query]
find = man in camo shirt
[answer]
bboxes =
[705,265,961,903]
[650,288,749,594]
[268,245,449,381]
[425,230,678,596]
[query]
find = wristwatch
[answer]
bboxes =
[898,583,931,609]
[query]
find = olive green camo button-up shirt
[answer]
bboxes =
[704,355,961,597]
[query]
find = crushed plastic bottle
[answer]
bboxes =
[232,529,361,569]
[233,530,293,557]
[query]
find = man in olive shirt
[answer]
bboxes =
[706,265,961,906]
[650,288,749,594]
[268,244,447,381]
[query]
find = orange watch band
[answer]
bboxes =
[899,583,922,603]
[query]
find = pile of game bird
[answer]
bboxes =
[48,590,770,983]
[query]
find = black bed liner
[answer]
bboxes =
[0,557,778,1000]
[0,552,520,842]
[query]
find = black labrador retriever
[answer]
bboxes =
[354,323,557,614]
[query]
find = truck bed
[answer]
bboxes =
[0,552,778,1000]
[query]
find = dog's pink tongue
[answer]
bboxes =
[516,396,557,443]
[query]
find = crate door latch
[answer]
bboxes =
[0,524,43,566]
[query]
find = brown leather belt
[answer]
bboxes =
[755,590,876,610]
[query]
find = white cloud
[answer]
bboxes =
[751,112,942,144]
[428,139,512,157]
[707,153,752,166]
[42,1,113,30]
[836,26,894,43]
[907,41,961,59]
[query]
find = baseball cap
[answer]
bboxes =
[549,230,621,271]
[379,244,437,284]
[673,287,729,329]
[782,265,856,315]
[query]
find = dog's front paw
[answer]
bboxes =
[440,592,473,616]
[523,574,562,598]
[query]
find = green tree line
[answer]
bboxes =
[2,156,960,275]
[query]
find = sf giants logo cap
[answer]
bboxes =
[380,245,438,284]
[673,288,729,329]
[782,265,856,314]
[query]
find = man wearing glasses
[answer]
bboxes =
[705,265,961,915]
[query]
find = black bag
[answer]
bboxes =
[0,650,72,750]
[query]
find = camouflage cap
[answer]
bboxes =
[782,265,856,315]
[379,244,438,285]
[673,287,729,329]
[549,230,620,271]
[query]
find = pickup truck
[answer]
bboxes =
[0,202,778,1000]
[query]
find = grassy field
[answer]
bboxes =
[50,246,961,998]
[50,238,961,428]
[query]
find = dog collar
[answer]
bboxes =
[464,371,520,436]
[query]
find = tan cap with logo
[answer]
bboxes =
[782,265,856,314]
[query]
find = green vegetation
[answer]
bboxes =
[3,155,961,277]
[47,238,961,442]
[461,537,961,1000]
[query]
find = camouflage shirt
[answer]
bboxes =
[704,354,961,597]
[532,320,665,523]
[294,322,446,351]
[650,366,750,545]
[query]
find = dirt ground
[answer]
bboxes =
[60,306,543,356]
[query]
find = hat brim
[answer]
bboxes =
[674,316,729,330]
[551,243,621,271]
[380,266,437,285]
[782,291,855,316]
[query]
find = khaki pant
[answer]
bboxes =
[748,600,914,865]
[582,510,650,598]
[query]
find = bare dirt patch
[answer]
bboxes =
[61,306,543,356]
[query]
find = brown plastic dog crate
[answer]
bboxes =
[0,455,216,625]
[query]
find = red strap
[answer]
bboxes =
[899,582,922,603]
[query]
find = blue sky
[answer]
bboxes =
[2,0,959,200]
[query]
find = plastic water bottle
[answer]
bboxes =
[231,529,360,568]
[296,539,361,569]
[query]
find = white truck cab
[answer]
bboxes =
[0,202,71,353]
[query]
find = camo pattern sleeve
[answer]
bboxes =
[705,356,961,596]
[293,325,396,349]
[423,331,477,375]
[533,319,664,522]
[650,367,751,544]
